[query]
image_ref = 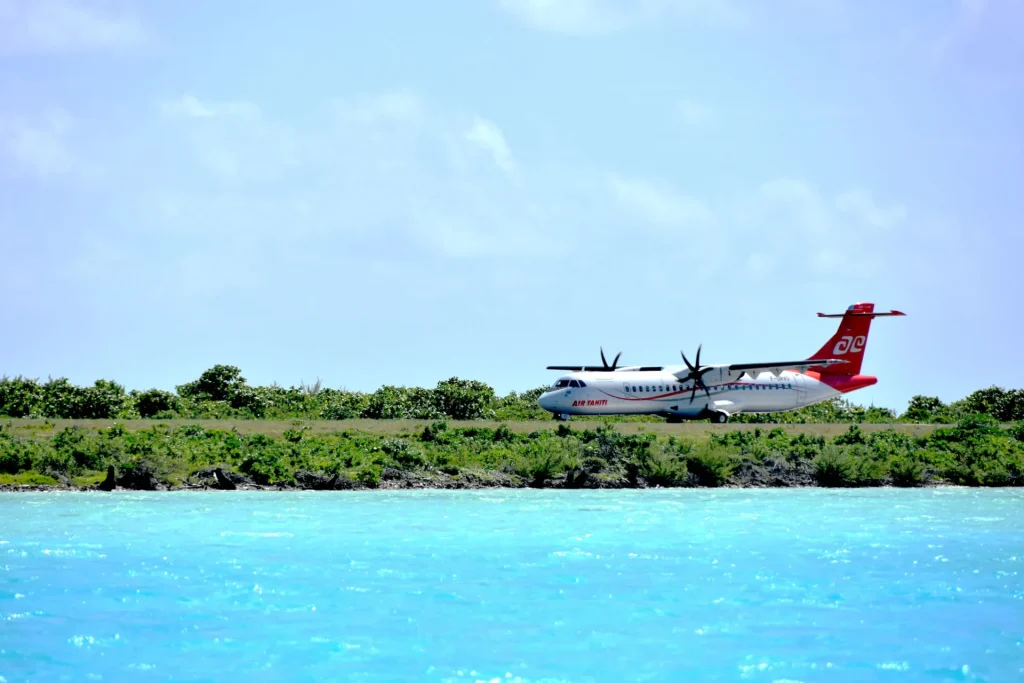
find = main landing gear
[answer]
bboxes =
[710,411,729,424]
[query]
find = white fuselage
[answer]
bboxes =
[537,366,841,419]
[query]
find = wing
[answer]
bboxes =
[725,358,848,378]
[546,365,665,372]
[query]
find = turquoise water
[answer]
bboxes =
[1,489,1022,682]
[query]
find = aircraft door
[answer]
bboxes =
[793,374,808,407]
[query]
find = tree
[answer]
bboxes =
[903,395,945,422]
[431,378,496,420]
[177,365,247,402]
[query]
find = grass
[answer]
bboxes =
[2,418,947,441]
[0,472,59,486]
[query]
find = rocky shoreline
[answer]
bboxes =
[0,460,949,492]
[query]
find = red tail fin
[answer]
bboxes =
[808,302,905,376]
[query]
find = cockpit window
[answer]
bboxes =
[577,380,587,387]
[568,380,580,388]
[553,379,570,389]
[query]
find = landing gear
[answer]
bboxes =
[710,411,729,424]
[554,413,570,422]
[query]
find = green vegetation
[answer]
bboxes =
[1,415,1021,490]
[1,365,1021,490]
[2,364,1023,424]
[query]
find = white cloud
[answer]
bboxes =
[836,189,907,229]
[465,117,516,175]
[756,176,833,236]
[0,0,146,54]
[159,95,301,184]
[608,173,716,228]
[496,0,744,36]
[738,177,909,276]
[331,90,426,128]
[26,91,915,294]
[675,99,715,127]
[496,0,633,35]
[143,92,559,263]
[0,109,75,177]
[160,95,217,119]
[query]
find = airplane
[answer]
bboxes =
[537,302,904,423]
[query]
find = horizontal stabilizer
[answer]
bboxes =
[817,310,906,318]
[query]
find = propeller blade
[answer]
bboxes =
[681,350,694,373]
[695,343,702,368]
[612,351,621,369]
[600,347,609,368]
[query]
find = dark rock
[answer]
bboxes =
[293,471,353,490]
[189,467,250,489]
[727,458,815,488]
[213,468,237,490]
[381,467,405,482]
[44,469,72,488]
[294,470,327,489]
[624,462,640,487]
[380,468,434,489]
[563,468,589,489]
[97,465,116,491]
[328,474,361,490]
[116,466,161,491]
[728,461,772,488]
[587,472,633,489]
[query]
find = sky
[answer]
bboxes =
[1,0,1022,412]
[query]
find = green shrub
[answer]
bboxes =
[355,465,382,488]
[889,456,925,487]
[0,432,33,473]
[682,444,733,487]
[643,452,688,487]
[833,425,866,446]
[813,447,856,487]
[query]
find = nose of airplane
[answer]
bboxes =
[537,391,555,412]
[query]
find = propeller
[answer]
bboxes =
[600,346,622,371]
[679,344,713,404]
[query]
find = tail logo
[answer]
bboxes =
[833,335,866,355]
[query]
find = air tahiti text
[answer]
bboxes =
[572,399,608,407]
